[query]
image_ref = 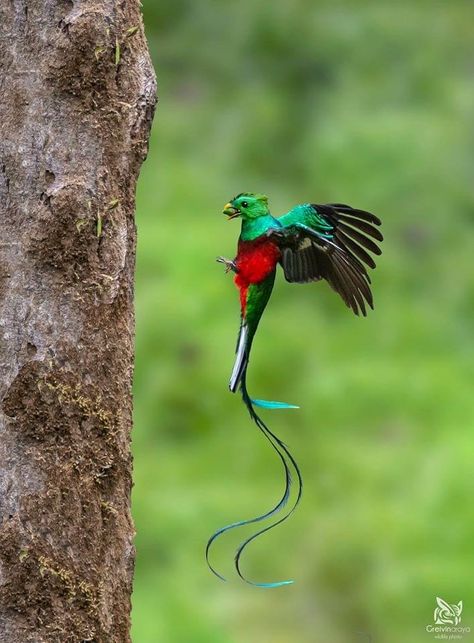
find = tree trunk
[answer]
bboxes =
[0,1,156,641]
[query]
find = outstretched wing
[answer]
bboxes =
[274,203,383,316]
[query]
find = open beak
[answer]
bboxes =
[223,203,241,220]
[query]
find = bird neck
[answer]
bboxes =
[240,214,278,241]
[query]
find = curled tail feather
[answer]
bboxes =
[206,362,302,587]
[236,377,303,587]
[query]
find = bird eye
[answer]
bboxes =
[241,201,248,208]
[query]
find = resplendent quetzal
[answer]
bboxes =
[207,193,383,587]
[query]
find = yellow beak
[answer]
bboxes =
[223,203,240,220]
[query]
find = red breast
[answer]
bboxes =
[234,237,281,288]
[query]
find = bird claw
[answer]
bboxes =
[216,256,237,273]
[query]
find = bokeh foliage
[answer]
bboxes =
[132,2,474,641]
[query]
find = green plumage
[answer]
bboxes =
[278,203,334,235]
[244,274,276,345]
[240,214,280,241]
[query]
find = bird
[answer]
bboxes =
[207,192,383,587]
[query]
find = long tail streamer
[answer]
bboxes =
[205,374,302,588]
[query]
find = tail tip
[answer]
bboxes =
[252,398,300,410]
[253,579,295,588]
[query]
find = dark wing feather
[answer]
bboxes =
[281,241,322,284]
[276,203,382,316]
[327,204,382,225]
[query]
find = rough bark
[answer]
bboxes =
[0,1,156,641]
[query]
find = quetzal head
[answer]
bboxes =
[223,193,269,220]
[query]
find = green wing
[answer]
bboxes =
[275,203,383,316]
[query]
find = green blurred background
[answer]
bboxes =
[132,2,474,641]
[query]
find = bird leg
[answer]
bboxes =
[216,256,238,273]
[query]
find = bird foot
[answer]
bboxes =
[216,256,238,273]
